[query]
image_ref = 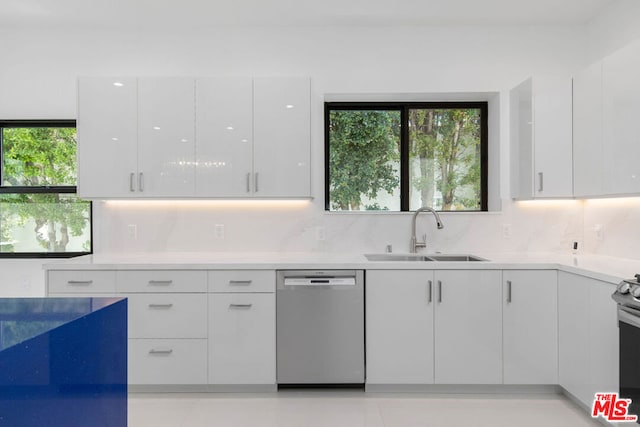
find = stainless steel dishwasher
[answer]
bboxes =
[276,270,364,386]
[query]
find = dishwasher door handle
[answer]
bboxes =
[283,277,356,286]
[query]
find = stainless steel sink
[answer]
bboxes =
[426,254,487,262]
[365,254,434,262]
[365,253,487,262]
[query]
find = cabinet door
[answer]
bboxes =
[533,77,573,198]
[510,77,573,199]
[366,270,434,384]
[434,270,502,384]
[253,77,311,198]
[603,40,640,195]
[209,293,276,385]
[503,270,558,384]
[195,77,254,197]
[587,277,618,402]
[558,271,590,404]
[138,77,196,197]
[573,62,604,197]
[510,78,534,199]
[559,272,618,407]
[77,77,138,198]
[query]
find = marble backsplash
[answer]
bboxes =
[89,196,640,259]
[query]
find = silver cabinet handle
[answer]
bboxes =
[149,349,173,355]
[148,280,173,286]
[254,172,259,192]
[428,280,433,303]
[148,303,174,309]
[139,172,144,192]
[438,280,442,303]
[229,304,253,309]
[246,172,251,193]
[229,280,252,286]
[67,280,93,285]
[507,280,512,303]
[130,172,136,192]
[538,172,544,192]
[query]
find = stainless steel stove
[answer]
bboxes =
[612,274,640,423]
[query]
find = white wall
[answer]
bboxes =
[586,0,640,61]
[0,260,48,296]
[2,19,635,296]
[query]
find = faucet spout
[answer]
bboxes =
[410,207,444,253]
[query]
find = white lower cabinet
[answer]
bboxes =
[126,293,207,339]
[503,270,558,384]
[128,339,207,385]
[45,265,619,397]
[47,268,276,389]
[559,272,618,407]
[366,269,502,385]
[434,270,502,384]
[47,270,116,294]
[208,293,276,385]
[366,270,434,384]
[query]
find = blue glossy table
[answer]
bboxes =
[0,298,127,427]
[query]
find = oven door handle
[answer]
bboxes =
[619,305,640,328]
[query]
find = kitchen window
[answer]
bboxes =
[0,121,92,257]
[325,102,488,212]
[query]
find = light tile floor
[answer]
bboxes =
[128,391,604,427]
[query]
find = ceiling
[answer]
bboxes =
[0,0,617,29]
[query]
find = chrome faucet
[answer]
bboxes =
[410,207,444,253]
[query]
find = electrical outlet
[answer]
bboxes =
[316,227,326,241]
[594,224,604,241]
[502,224,512,238]
[127,224,137,240]
[215,224,225,239]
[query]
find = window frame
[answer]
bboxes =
[324,101,488,212]
[0,120,93,258]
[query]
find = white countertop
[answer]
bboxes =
[43,251,640,285]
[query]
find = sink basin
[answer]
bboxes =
[365,254,433,262]
[426,254,487,262]
[365,253,487,262]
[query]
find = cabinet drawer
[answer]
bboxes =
[208,270,275,293]
[117,270,206,293]
[128,294,207,338]
[128,339,207,385]
[47,270,116,294]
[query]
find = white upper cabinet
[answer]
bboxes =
[573,61,604,198]
[77,76,311,199]
[603,40,640,195]
[138,77,196,197]
[573,39,640,198]
[195,77,254,197]
[510,77,573,199]
[253,77,311,198]
[77,77,138,198]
